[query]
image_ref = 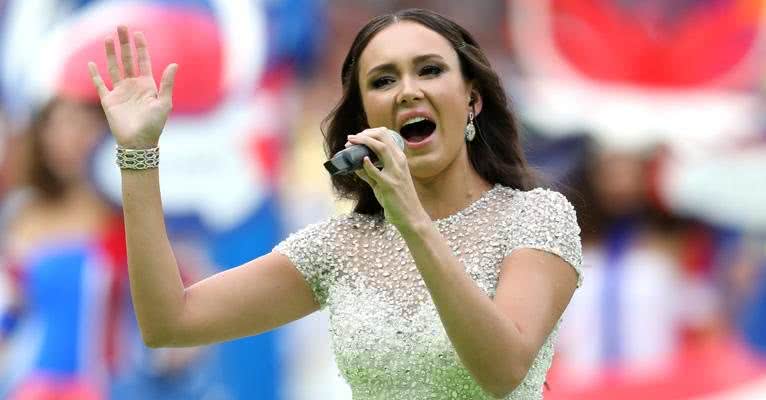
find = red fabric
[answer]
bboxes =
[678,225,717,277]
[550,0,763,88]
[9,374,102,400]
[56,5,223,113]
[547,335,766,399]
[248,133,283,184]
[5,260,25,289]
[96,214,128,374]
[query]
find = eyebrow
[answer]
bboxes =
[365,53,446,77]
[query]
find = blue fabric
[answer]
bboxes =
[210,194,283,400]
[0,307,20,337]
[24,242,93,374]
[263,0,326,76]
[110,348,231,400]
[741,258,766,354]
[600,219,637,363]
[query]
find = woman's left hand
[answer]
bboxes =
[347,127,429,232]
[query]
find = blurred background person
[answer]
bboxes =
[506,0,766,398]
[0,95,217,400]
[0,0,325,399]
[0,96,128,399]
[544,140,766,399]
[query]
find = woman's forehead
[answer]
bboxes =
[358,22,457,75]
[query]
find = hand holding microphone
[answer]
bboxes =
[324,129,405,176]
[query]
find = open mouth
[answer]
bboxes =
[399,118,436,144]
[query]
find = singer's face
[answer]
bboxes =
[357,22,475,179]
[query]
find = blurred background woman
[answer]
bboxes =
[0,97,127,400]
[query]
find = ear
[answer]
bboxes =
[468,86,483,116]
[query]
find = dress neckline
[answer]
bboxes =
[433,183,503,226]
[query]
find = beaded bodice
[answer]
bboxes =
[275,186,582,399]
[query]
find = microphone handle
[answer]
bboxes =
[323,130,402,176]
[324,144,379,176]
[343,145,379,167]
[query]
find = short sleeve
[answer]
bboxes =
[505,188,583,287]
[273,218,339,308]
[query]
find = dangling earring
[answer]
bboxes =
[464,111,476,142]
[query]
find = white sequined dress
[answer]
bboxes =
[274,185,583,399]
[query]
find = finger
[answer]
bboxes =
[104,37,121,84]
[348,133,389,167]
[134,31,153,78]
[354,166,376,188]
[367,128,403,153]
[375,128,404,156]
[359,128,401,167]
[369,127,402,156]
[158,64,178,105]
[88,62,109,99]
[117,25,136,77]
[361,156,385,182]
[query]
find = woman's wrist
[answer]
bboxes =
[117,138,159,150]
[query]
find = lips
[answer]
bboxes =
[397,112,437,144]
[399,119,436,143]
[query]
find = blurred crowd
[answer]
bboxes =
[0,0,765,399]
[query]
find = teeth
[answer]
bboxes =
[402,116,428,127]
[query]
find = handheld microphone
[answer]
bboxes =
[324,129,405,176]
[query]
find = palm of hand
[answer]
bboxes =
[88,25,177,149]
[103,76,168,146]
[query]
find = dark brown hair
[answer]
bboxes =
[322,8,534,215]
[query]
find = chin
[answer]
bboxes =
[407,154,446,180]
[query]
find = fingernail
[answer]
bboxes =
[344,142,351,147]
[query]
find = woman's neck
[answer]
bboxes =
[9,185,113,257]
[39,183,109,215]
[413,151,492,221]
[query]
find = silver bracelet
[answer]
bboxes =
[115,146,160,170]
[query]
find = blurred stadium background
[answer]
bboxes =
[0,0,765,399]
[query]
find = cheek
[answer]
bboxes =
[439,99,468,138]
[360,94,383,127]
[429,82,469,129]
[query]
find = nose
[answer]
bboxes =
[396,75,422,105]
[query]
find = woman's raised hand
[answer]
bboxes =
[88,26,177,149]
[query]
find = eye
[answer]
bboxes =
[371,76,395,89]
[419,64,443,76]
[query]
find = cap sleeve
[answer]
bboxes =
[273,218,340,308]
[505,188,583,287]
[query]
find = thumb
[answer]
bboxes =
[158,64,178,105]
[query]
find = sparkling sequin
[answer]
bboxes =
[274,185,583,399]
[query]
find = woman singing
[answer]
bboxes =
[88,8,582,399]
